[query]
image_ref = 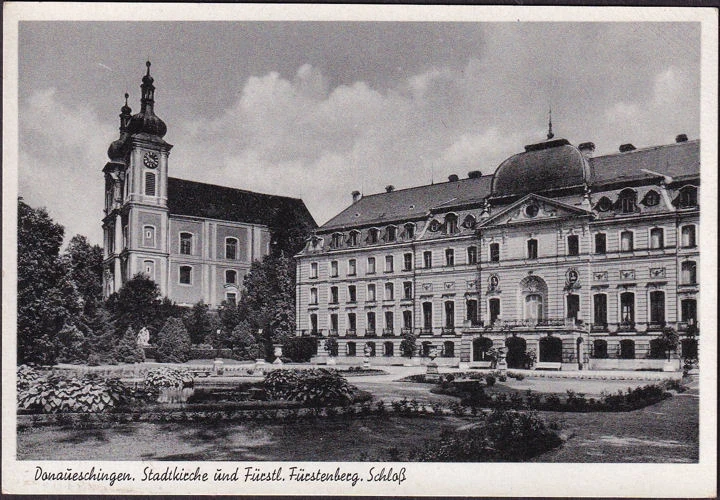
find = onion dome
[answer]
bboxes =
[127,61,167,138]
[491,138,592,198]
[107,93,132,161]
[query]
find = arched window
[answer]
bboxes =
[650,228,664,249]
[676,186,698,208]
[348,230,360,247]
[539,336,563,363]
[681,261,697,285]
[620,292,635,326]
[180,232,193,255]
[331,232,343,248]
[444,301,455,329]
[681,225,696,248]
[524,294,543,323]
[225,270,237,284]
[620,339,635,359]
[404,223,416,239]
[473,337,493,362]
[642,190,660,207]
[617,189,637,214]
[595,196,613,212]
[462,214,476,229]
[592,339,608,359]
[445,213,459,234]
[368,228,380,244]
[225,237,238,260]
[386,225,397,242]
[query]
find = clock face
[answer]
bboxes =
[143,152,159,169]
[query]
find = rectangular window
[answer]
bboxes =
[681,261,697,284]
[330,314,339,333]
[527,239,538,259]
[444,301,455,328]
[384,282,394,301]
[422,302,433,329]
[385,255,394,272]
[650,228,664,249]
[445,249,454,266]
[620,292,635,324]
[403,310,412,329]
[310,314,318,333]
[330,286,339,304]
[179,265,192,285]
[225,270,237,284]
[403,281,412,300]
[566,294,580,319]
[403,253,413,271]
[620,231,634,252]
[423,251,432,269]
[467,246,477,265]
[384,311,394,331]
[145,172,156,196]
[489,298,501,324]
[466,299,478,325]
[310,288,318,305]
[348,313,357,331]
[681,299,697,324]
[367,257,376,274]
[348,285,357,303]
[593,294,607,326]
[490,243,500,262]
[330,261,338,277]
[143,226,156,248]
[226,292,236,305]
[143,260,155,281]
[681,225,696,248]
[594,233,606,254]
[367,284,376,302]
[650,291,665,324]
[348,259,356,276]
[347,342,356,356]
[226,238,238,260]
[179,232,192,255]
[567,235,579,256]
[367,312,376,333]
[310,262,318,278]
[368,229,379,244]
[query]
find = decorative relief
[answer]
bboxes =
[565,268,580,289]
[649,267,666,279]
[593,271,608,281]
[620,269,635,280]
[422,283,433,291]
[444,282,455,290]
[488,274,499,291]
[466,280,477,290]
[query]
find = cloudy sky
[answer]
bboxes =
[17,20,700,245]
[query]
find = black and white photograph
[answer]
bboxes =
[2,4,717,497]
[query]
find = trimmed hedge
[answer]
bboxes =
[143,346,233,360]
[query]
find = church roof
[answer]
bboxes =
[317,139,699,232]
[167,177,316,228]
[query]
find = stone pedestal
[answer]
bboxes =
[213,358,224,376]
[362,358,370,369]
[425,361,440,382]
[327,356,337,366]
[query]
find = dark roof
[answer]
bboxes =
[321,176,493,231]
[167,177,316,228]
[590,140,699,185]
[318,139,699,232]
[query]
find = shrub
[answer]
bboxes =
[17,365,42,392]
[114,327,146,363]
[263,369,354,407]
[411,408,562,461]
[400,332,417,358]
[282,337,317,363]
[144,367,194,389]
[324,337,339,357]
[484,374,496,387]
[155,318,191,363]
[17,374,133,414]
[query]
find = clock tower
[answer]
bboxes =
[102,61,173,297]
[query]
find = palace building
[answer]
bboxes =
[295,130,700,370]
[102,62,315,307]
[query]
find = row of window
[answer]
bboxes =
[140,230,245,260]
[595,186,698,214]
[310,281,414,305]
[329,223,417,249]
[591,337,698,360]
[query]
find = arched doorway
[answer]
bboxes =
[472,337,493,361]
[539,336,562,363]
[383,341,394,357]
[505,336,527,368]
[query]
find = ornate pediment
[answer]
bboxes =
[478,194,594,228]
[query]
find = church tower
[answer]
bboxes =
[102,62,173,298]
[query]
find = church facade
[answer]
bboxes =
[102,62,315,307]
[295,132,700,370]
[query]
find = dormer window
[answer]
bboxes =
[348,230,359,247]
[595,196,613,212]
[428,219,441,232]
[617,189,637,214]
[676,186,698,208]
[386,225,397,242]
[462,214,476,229]
[404,223,415,239]
[331,232,343,248]
[445,214,459,234]
[368,228,380,244]
[642,190,660,207]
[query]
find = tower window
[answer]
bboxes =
[143,225,156,248]
[225,237,238,260]
[143,260,155,281]
[180,232,193,255]
[179,265,192,285]
[145,172,156,196]
[225,270,237,284]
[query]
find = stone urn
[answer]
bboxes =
[273,345,284,365]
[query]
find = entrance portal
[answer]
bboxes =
[505,336,527,368]
[472,337,493,361]
[539,336,562,363]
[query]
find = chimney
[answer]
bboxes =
[351,190,362,203]
[448,174,459,182]
[675,134,688,143]
[619,143,636,153]
[468,170,482,179]
[578,142,595,158]
[385,185,395,193]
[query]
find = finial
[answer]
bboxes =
[146,60,151,74]
[124,92,129,105]
[547,107,554,140]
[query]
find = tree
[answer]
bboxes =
[657,326,680,361]
[17,199,83,365]
[228,321,261,360]
[400,332,418,358]
[268,202,317,257]
[64,235,104,316]
[183,301,219,345]
[324,337,339,357]
[114,326,146,363]
[155,317,191,363]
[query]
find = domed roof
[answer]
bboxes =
[491,138,592,198]
[107,136,128,161]
[127,61,167,138]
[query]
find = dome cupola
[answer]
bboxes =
[127,61,167,138]
[107,93,132,161]
[491,138,592,198]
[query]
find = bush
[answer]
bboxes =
[17,374,133,414]
[17,365,42,392]
[155,318,191,363]
[114,327,146,363]
[485,374,496,387]
[144,367,194,389]
[400,333,417,358]
[324,337,339,357]
[264,369,355,407]
[282,337,317,362]
[411,408,562,461]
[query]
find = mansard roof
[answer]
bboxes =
[317,139,699,233]
[168,177,316,228]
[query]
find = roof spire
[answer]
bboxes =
[119,92,132,132]
[547,107,554,140]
